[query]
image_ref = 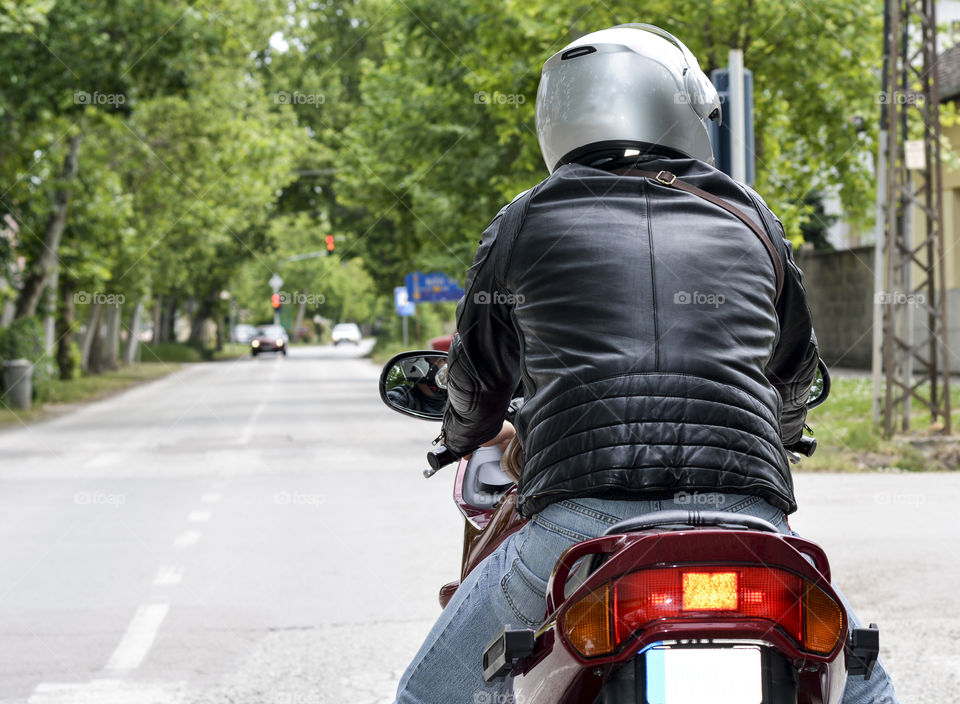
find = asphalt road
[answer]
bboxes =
[0,345,955,703]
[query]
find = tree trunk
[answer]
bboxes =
[294,298,306,335]
[87,310,104,374]
[152,297,163,344]
[1,296,14,326]
[80,302,102,373]
[43,269,58,365]
[124,300,143,365]
[102,304,121,371]
[156,295,168,343]
[161,294,177,342]
[56,279,76,380]
[188,293,215,348]
[15,134,81,319]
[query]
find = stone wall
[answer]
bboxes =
[795,245,960,371]
[795,246,876,368]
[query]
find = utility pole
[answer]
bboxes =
[728,50,746,183]
[269,273,283,327]
[874,0,951,435]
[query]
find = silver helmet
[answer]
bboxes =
[535,24,721,173]
[399,357,431,381]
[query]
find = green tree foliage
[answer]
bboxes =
[336,0,529,292]
[1,0,886,373]
[333,0,882,282]
[0,0,54,34]
[1,0,311,360]
[799,192,839,251]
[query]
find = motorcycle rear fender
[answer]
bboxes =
[508,530,848,704]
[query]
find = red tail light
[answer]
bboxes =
[562,565,842,659]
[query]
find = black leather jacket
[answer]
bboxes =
[442,156,818,517]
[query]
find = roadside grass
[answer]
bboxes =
[801,376,960,472]
[141,342,250,363]
[0,404,47,426]
[210,343,250,361]
[0,362,176,428]
[141,342,204,363]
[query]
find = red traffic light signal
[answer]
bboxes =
[325,234,335,252]
[271,293,281,309]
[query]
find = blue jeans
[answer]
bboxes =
[394,493,899,704]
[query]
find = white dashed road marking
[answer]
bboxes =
[104,603,170,672]
[153,565,184,586]
[172,531,201,550]
[237,359,280,446]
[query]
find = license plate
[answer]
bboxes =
[644,646,762,704]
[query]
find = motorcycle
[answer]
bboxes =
[379,352,879,703]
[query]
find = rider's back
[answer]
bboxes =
[470,156,802,517]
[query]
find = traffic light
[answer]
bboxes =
[325,234,335,252]
[271,293,281,309]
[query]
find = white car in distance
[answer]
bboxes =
[331,323,362,346]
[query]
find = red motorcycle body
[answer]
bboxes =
[442,453,858,704]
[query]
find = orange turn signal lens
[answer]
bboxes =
[804,582,845,655]
[562,585,612,658]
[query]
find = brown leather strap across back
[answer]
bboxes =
[614,168,785,301]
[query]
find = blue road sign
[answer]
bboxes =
[405,271,465,303]
[394,286,416,317]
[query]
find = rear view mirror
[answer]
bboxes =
[379,351,449,420]
[806,358,831,410]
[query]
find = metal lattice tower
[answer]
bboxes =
[874,0,951,436]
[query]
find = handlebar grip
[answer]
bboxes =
[427,445,460,471]
[785,435,817,457]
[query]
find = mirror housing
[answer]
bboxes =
[806,358,831,410]
[379,350,449,421]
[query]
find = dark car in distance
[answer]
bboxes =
[251,325,289,356]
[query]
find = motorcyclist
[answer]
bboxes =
[385,357,447,415]
[394,24,899,704]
